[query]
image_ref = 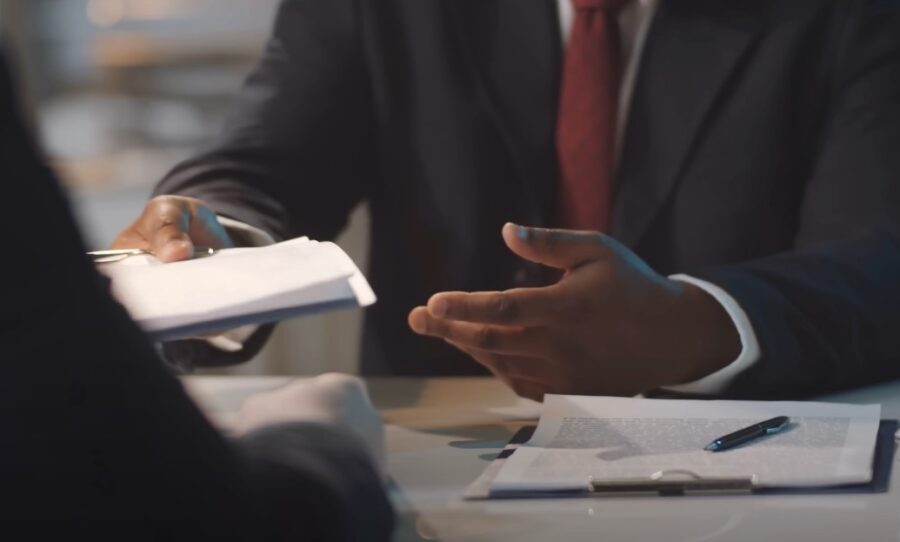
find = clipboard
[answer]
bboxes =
[464,419,898,499]
[589,470,757,496]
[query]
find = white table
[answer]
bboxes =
[183,376,900,542]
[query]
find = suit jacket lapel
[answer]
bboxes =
[613,1,763,247]
[447,0,562,227]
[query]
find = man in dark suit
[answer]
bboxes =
[0,53,393,538]
[115,0,900,399]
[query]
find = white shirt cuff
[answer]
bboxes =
[663,274,761,394]
[204,325,261,353]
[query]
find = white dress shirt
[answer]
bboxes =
[207,0,761,394]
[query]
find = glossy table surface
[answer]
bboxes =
[183,376,900,542]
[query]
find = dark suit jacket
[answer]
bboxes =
[157,0,900,397]
[0,54,393,539]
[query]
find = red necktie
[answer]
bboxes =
[556,0,627,232]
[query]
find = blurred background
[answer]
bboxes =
[0,0,370,376]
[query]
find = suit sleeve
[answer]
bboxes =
[0,53,392,540]
[155,0,375,242]
[693,0,900,399]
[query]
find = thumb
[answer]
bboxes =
[501,223,611,269]
[138,196,232,262]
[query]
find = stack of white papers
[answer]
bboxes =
[101,237,375,341]
[488,395,881,495]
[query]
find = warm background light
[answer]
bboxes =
[87,0,125,27]
[88,0,190,28]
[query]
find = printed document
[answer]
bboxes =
[491,395,880,493]
[100,237,375,340]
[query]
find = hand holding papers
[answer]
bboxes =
[486,395,881,497]
[99,237,375,341]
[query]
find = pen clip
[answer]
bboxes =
[765,419,790,434]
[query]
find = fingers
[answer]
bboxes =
[408,307,548,356]
[427,287,566,326]
[505,380,547,402]
[111,196,233,262]
[450,343,550,401]
[501,222,613,270]
[109,232,151,253]
[447,340,551,382]
[409,305,553,402]
[152,211,195,262]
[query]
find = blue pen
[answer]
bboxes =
[704,416,791,452]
